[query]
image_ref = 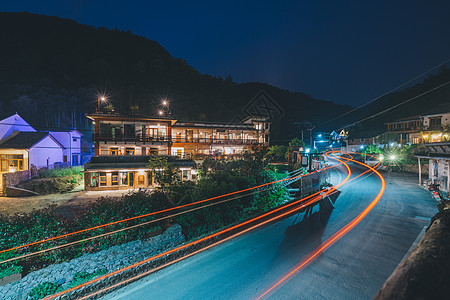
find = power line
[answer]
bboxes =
[337,80,450,131]
[322,58,450,126]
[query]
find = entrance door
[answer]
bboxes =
[128,172,134,187]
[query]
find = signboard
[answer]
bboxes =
[301,155,309,167]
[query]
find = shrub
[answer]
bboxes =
[29,282,60,300]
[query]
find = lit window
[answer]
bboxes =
[110,147,120,156]
[99,172,107,186]
[112,172,119,186]
[125,148,135,155]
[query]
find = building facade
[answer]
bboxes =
[386,106,450,144]
[84,113,270,190]
[415,142,450,194]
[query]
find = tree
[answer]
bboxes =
[376,132,400,145]
[147,155,179,191]
[362,145,382,154]
[288,137,306,148]
[268,145,287,161]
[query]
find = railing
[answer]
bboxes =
[94,134,171,143]
[94,134,260,145]
[172,137,259,145]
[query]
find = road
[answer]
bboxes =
[102,162,437,300]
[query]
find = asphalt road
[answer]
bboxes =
[102,162,437,300]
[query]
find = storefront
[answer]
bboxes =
[84,155,197,191]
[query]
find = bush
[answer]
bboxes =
[29,282,60,300]
[38,167,83,178]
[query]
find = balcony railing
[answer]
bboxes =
[94,134,261,145]
[172,137,259,145]
[94,134,171,143]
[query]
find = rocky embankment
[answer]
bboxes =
[374,201,450,300]
[0,224,184,300]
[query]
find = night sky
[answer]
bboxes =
[2,0,450,106]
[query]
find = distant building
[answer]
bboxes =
[415,141,450,193]
[0,113,84,171]
[341,134,375,154]
[49,129,83,166]
[0,131,64,173]
[386,104,450,144]
[385,116,422,144]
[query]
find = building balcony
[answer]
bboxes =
[94,134,171,144]
[172,137,259,145]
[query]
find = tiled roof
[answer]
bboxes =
[0,132,50,149]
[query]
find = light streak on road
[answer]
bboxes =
[43,152,352,299]
[256,153,385,299]
[0,163,339,260]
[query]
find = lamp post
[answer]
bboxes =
[97,96,106,112]
[161,99,170,115]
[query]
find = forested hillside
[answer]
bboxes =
[0,12,351,143]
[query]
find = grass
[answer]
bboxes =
[38,166,83,178]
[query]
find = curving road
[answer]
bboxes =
[102,161,437,300]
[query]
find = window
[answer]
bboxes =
[125,148,135,155]
[120,172,128,185]
[110,147,120,156]
[99,172,107,186]
[0,154,25,172]
[124,124,136,138]
[73,138,77,142]
[112,172,119,186]
[138,175,145,184]
[429,117,442,128]
[90,172,99,187]
[150,148,159,155]
[72,155,79,166]
[182,170,189,181]
[148,172,153,186]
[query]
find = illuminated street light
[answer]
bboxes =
[305,148,311,154]
[97,95,107,112]
[390,142,394,147]
[158,110,163,116]
[390,155,396,160]
[162,100,168,106]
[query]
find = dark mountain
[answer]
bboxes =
[334,67,450,137]
[0,12,352,143]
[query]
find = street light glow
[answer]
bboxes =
[305,148,311,153]
[162,100,168,106]
[390,155,396,160]
[158,110,163,115]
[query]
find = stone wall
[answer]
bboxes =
[0,224,184,299]
[0,170,30,196]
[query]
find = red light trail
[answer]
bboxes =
[0,162,339,260]
[256,154,385,299]
[43,151,354,299]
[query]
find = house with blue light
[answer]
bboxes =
[0,114,83,173]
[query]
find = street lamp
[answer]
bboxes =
[158,110,163,116]
[97,95,107,112]
[390,155,396,160]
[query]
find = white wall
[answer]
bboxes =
[422,112,450,129]
[28,136,63,170]
[49,131,82,166]
[0,114,36,141]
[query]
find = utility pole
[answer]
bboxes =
[307,125,315,148]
